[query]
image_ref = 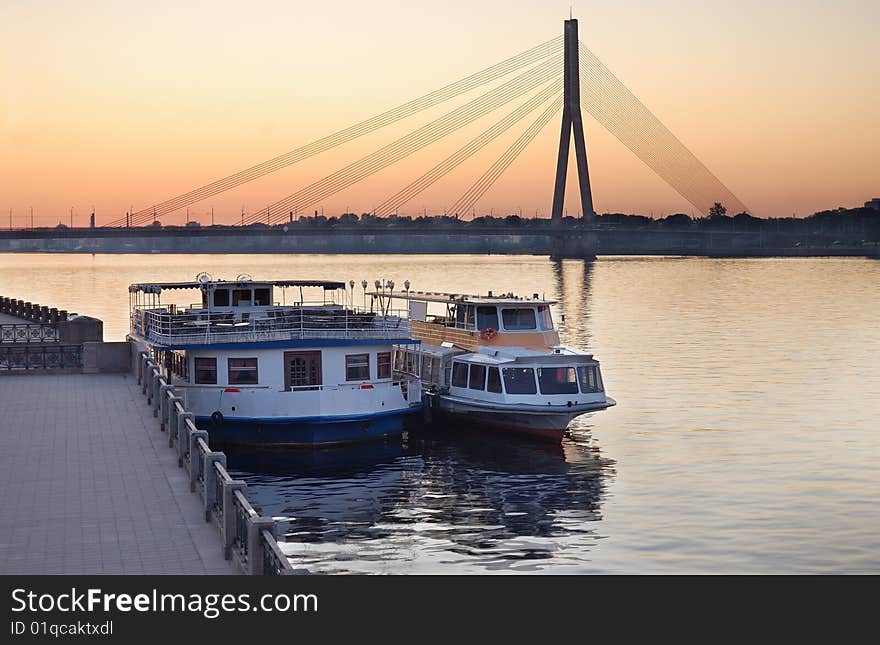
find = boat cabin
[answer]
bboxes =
[127,276,422,445]
[370,290,561,351]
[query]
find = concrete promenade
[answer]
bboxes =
[0,372,239,574]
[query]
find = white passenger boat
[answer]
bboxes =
[375,287,614,442]
[128,275,422,446]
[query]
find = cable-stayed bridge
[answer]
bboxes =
[105,19,747,229]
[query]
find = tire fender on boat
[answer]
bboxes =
[211,410,224,426]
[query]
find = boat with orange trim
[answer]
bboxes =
[372,286,615,442]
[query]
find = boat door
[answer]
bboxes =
[284,351,322,390]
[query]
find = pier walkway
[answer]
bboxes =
[0,372,239,574]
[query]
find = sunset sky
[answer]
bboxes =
[2,0,878,226]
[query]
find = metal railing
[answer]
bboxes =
[0,344,82,370]
[137,350,297,575]
[261,529,291,576]
[131,305,410,346]
[0,323,60,344]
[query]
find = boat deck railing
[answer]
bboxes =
[131,305,411,346]
[137,350,299,575]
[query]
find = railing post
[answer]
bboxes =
[177,413,194,467]
[153,375,167,418]
[141,356,151,393]
[247,517,277,575]
[137,351,148,385]
[147,366,159,404]
[203,452,227,522]
[167,396,182,445]
[189,430,209,492]
[158,384,174,428]
[145,364,153,400]
[222,480,247,559]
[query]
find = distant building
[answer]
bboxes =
[865,198,880,211]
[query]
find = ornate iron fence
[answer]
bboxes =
[262,530,291,576]
[0,344,81,370]
[0,323,60,344]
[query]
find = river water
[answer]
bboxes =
[2,253,878,573]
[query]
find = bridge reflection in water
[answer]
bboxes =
[223,427,615,574]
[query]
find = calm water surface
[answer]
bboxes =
[2,253,878,573]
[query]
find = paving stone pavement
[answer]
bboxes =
[0,372,240,574]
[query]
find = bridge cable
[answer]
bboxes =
[448,95,563,217]
[577,48,718,213]
[373,83,561,218]
[107,36,562,227]
[244,58,563,225]
[577,42,747,215]
[247,58,561,224]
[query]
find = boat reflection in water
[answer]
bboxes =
[224,426,615,574]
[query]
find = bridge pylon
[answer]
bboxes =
[551,18,595,225]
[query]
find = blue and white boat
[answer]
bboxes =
[128,274,422,446]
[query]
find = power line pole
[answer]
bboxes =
[551,17,595,226]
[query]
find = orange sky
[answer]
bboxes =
[2,0,878,226]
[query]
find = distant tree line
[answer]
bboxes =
[129,202,880,242]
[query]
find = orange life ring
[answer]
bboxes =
[480,327,498,341]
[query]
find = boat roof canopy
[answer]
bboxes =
[129,279,346,294]
[369,290,557,306]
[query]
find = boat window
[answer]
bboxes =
[253,288,271,306]
[228,357,258,385]
[538,367,579,394]
[577,365,603,393]
[476,306,499,331]
[232,289,252,306]
[537,305,553,330]
[213,289,230,307]
[452,362,469,388]
[194,357,217,384]
[454,304,475,329]
[285,351,321,389]
[502,367,537,394]
[377,352,392,379]
[487,367,502,393]
[501,308,537,330]
[345,353,370,381]
[468,364,486,390]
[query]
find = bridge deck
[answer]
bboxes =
[0,372,239,574]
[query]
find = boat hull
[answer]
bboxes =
[195,408,417,447]
[430,395,614,443]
